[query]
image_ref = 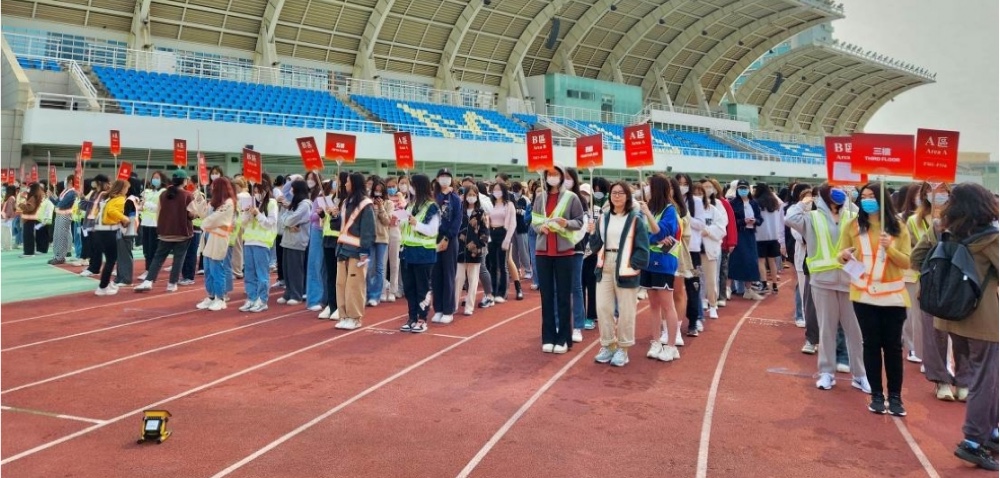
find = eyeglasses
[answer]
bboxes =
[610,191,627,197]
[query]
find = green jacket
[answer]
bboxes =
[590,210,650,288]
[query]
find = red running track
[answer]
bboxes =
[0,274,985,476]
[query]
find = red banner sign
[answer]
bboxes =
[325,133,357,163]
[824,136,868,186]
[30,165,38,183]
[242,148,262,184]
[173,139,188,166]
[81,141,93,161]
[913,128,959,183]
[624,124,654,168]
[116,162,133,181]
[296,136,325,171]
[1,169,8,185]
[110,130,121,156]
[526,129,554,172]
[74,155,83,190]
[197,152,209,186]
[850,133,915,176]
[575,134,604,169]
[393,132,414,170]
[49,165,57,185]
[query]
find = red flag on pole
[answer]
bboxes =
[173,139,188,166]
[526,130,554,172]
[393,132,415,170]
[624,124,654,168]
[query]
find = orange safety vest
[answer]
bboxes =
[851,223,905,300]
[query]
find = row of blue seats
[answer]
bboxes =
[18,57,61,71]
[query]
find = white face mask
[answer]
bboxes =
[253,194,261,202]
[467,195,478,204]
[933,192,949,206]
[408,185,416,195]
[563,179,574,189]
[492,191,503,199]
[704,186,716,197]
[546,175,561,187]
[643,185,651,198]
[925,192,933,204]
[914,197,923,209]
[210,174,220,181]
[438,177,452,188]
[693,195,704,201]
[307,180,316,189]
[680,185,689,195]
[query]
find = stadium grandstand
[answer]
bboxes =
[3,0,986,185]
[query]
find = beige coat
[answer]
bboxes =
[911,231,998,342]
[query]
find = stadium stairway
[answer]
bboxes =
[80,64,124,114]
[339,94,392,132]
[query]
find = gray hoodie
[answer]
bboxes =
[784,195,853,292]
[279,199,312,251]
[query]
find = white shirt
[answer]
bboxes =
[605,212,628,248]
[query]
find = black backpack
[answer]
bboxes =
[918,228,997,321]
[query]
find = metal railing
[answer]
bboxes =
[544,104,643,126]
[748,129,824,147]
[64,57,99,99]
[643,103,738,121]
[342,77,498,110]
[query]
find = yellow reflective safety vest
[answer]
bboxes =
[401,202,436,250]
[530,190,584,244]
[242,198,278,248]
[805,210,841,273]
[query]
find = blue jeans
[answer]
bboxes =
[244,245,270,303]
[12,219,22,246]
[527,230,539,288]
[204,257,226,298]
[794,284,804,321]
[571,253,585,329]
[306,227,326,307]
[72,222,82,257]
[224,247,234,294]
[183,232,201,280]
[836,326,849,366]
[366,242,388,302]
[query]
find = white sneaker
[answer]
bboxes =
[637,289,648,300]
[134,280,153,292]
[552,344,568,354]
[80,270,95,277]
[439,314,454,324]
[647,341,663,359]
[366,299,378,307]
[249,300,268,313]
[657,345,680,362]
[542,343,554,353]
[595,346,615,364]
[386,294,396,302]
[702,299,709,310]
[852,376,872,394]
[675,333,685,347]
[276,298,287,305]
[610,349,629,367]
[836,363,850,373]
[742,290,765,301]
[794,319,806,328]
[801,342,818,354]
[138,271,147,281]
[493,297,506,304]
[318,306,332,319]
[208,298,226,311]
[336,318,361,330]
[906,351,922,363]
[308,304,324,312]
[239,301,255,312]
[696,320,705,332]
[717,299,727,307]
[166,283,178,292]
[196,297,214,309]
[463,307,473,316]
[816,373,835,390]
[431,312,443,323]
[709,308,719,319]
[572,329,583,343]
[331,309,341,320]
[95,286,117,296]
[286,299,301,305]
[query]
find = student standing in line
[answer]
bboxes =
[271,175,286,283]
[134,170,195,293]
[430,169,462,324]
[487,180,517,304]
[640,174,681,362]
[334,172,376,330]
[897,184,923,364]
[17,182,45,257]
[278,179,312,305]
[114,178,142,287]
[532,165,584,354]
[837,182,910,416]
[365,176,392,307]
[138,171,164,278]
[385,175,406,302]
[591,180,650,367]
[92,180,131,296]
[193,177,236,311]
[510,181,532,284]
[911,183,999,471]
[456,183,489,317]
[753,183,785,294]
[50,175,78,265]
[80,176,111,274]
[240,178,278,313]
[668,177,693,346]
[728,180,765,300]
[303,171,327,311]
[400,174,440,333]
[696,180,728,321]
[706,179,737,307]
[465,177,495,309]
[318,174,344,320]
[565,167,591,342]
[786,184,868,393]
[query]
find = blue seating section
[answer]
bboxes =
[513,114,539,127]
[755,140,825,164]
[352,95,527,143]
[17,57,61,71]
[92,66,380,133]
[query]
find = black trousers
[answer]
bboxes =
[854,302,906,396]
[145,239,191,285]
[21,219,38,255]
[323,246,339,311]
[402,260,433,322]
[685,252,702,330]
[432,239,458,315]
[487,228,509,298]
[141,226,158,271]
[537,255,574,347]
[85,230,102,274]
[583,253,598,320]
[93,230,119,289]
[275,235,285,281]
[36,223,51,254]
[803,276,820,345]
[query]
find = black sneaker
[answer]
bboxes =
[399,322,414,332]
[955,441,1000,471]
[771,283,779,294]
[868,394,887,414]
[478,297,494,309]
[686,328,699,337]
[984,437,999,455]
[887,394,907,417]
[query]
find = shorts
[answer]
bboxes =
[757,240,781,258]
[640,270,675,290]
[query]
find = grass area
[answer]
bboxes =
[0,249,96,304]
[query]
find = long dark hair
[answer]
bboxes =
[565,167,583,199]
[899,183,921,220]
[209,177,235,209]
[545,167,564,194]
[608,181,633,215]
[165,173,184,200]
[288,179,310,211]
[305,171,323,200]
[647,174,671,217]
[815,184,838,214]
[491,181,509,206]
[941,183,998,239]
[345,172,367,207]
[410,174,433,211]
[753,182,779,212]
[857,182,901,237]
[254,175,274,217]
[892,183,912,214]
[668,177,688,217]
[369,175,386,200]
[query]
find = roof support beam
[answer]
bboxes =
[757,54,834,120]
[853,83,923,132]
[835,80,917,135]
[498,0,572,109]
[127,0,152,51]
[733,45,814,103]
[810,76,881,134]
[254,0,285,71]
[597,0,690,82]
[785,62,870,130]
[435,0,486,90]
[353,0,396,81]
[546,0,616,75]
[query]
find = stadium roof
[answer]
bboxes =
[735,40,935,135]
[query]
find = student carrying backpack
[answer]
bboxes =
[917,227,997,321]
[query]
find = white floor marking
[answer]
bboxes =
[207,305,543,478]
[1,405,107,425]
[2,288,200,325]
[892,417,941,478]
[3,309,195,352]
[0,313,407,465]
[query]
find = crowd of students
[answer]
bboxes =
[1,166,996,470]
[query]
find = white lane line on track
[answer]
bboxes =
[2,288,201,325]
[1,309,309,394]
[2,309,196,352]
[0,313,408,465]
[696,279,789,478]
[207,305,543,478]
[1,405,107,425]
[455,304,652,478]
[892,417,941,478]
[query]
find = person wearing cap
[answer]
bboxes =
[786,184,869,394]
[728,179,765,301]
[92,179,131,296]
[430,168,462,324]
[531,165,585,354]
[134,170,195,292]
